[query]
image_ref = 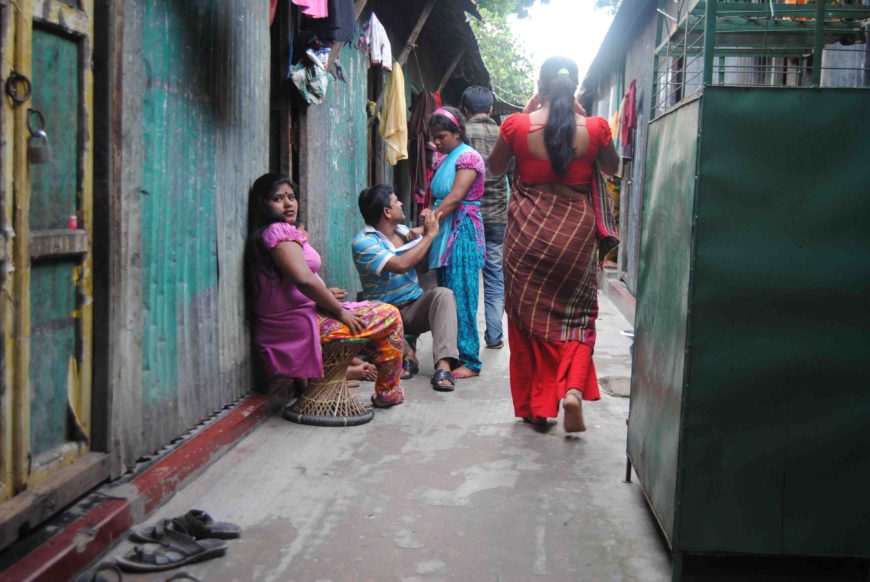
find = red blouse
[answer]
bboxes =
[499,114,612,185]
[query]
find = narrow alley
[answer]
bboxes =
[104,293,671,581]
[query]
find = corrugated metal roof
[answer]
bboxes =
[371,0,490,96]
[582,0,656,89]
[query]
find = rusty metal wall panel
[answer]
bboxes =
[628,97,700,547]
[677,87,870,557]
[300,43,368,295]
[110,0,267,465]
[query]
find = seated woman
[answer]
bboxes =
[244,173,404,408]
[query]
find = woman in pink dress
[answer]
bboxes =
[244,173,404,407]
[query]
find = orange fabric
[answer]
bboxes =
[499,114,612,185]
[507,318,600,420]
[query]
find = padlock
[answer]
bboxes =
[28,129,53,165]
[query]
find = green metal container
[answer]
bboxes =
[629,85,870,577]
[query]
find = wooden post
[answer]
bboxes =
[397,0,437,67]
[437,47,465,93]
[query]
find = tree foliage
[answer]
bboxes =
[472,0,548,107]
[471,8,534,106]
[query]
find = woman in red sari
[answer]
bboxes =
[489,57,619,432]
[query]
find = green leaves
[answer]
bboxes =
[472,6,535,108]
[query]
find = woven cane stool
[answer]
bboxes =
[283,338,374,427]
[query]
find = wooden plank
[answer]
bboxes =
[29,229,89,259]
[111,0,145,475]
[12,0,34,494]
[0,452,108,552]
[437,47,466,92]
[0,0,17,503]
[397,0,437,67]
[31,0,89,36]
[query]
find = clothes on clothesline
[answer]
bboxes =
[620,80,637,149]
[292,0,328,19]
[408,91,437,206]
[310,0,355,43]
[363,13,392,71]
[379,63,408,165]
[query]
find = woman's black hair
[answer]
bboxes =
[358,183,395,226]
[243,173,298,327]
[428,105,469,145]
[539,56,580,175]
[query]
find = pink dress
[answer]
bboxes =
[254,223,325,378]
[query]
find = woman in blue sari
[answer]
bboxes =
[427,106,486,378]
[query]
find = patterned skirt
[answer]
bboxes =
[503,182,600,345]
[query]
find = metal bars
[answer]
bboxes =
[652,0,870,118]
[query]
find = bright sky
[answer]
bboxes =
[509,0,615,83]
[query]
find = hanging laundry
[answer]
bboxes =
[292,0,328,19]
[409,91,437,205]
[620,80,637,149]
[311,0,355,43]
[364,13,393,71]
[291,63,329,105]
[379,62,408,166]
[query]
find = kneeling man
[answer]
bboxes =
[353,184,460,391]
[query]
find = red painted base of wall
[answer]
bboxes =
[0,393,277,582]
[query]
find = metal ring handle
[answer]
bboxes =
[5,71,32,104]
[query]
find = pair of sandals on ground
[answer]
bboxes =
[76,509,242,577]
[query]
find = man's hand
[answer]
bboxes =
[329,287,347,300]
[422,210,442,239]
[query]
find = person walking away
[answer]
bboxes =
[461,86,509,350]
[353,184,461,391]
[488,57,620,432]
[244,173,405,409]
[426,106,486,378]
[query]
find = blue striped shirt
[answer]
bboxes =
[352,225,424,305]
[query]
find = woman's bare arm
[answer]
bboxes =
[433,168,477,217]
[270,242,363,333]
[597,141,620,176]
[489,136,514,177]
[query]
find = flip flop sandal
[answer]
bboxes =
[129,518,177,544]
[116,529,228,573]
[430,369,455,392]
[72,562,123,582]
[400,359,418,379]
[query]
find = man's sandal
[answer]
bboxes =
[400,359,419,380]
[130,510,241,543]
[430,369,456,392]
[116,529,228,573]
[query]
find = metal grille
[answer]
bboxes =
[653,0,870,117]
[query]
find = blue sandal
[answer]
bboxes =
[430,369,455,392]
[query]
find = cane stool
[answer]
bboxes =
[283,338,374,427]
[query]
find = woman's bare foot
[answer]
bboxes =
[347,358,377,382]
[452,365,479,379]
[562,389,586,433]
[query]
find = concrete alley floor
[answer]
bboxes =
[106,292,671,582]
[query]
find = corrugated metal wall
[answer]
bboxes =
[299,43,369,295]
[110,0,268,470]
